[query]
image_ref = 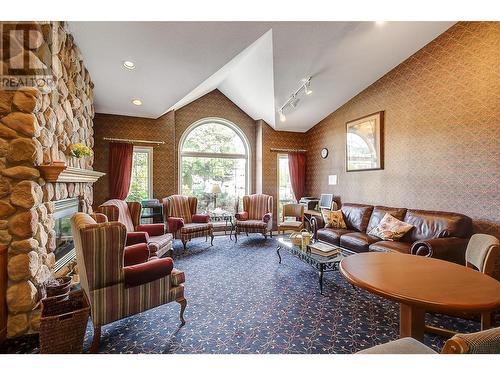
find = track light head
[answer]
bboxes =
[304,81,312,95]
[279,110,286,122]
[290,95,300,108]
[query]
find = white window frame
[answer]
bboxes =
[130,146,153,199]
[178,117,251,196]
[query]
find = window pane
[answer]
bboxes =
[278,155,295,222]
[127,151,150,202]
[183,122,245,154]
[181,156,246,213]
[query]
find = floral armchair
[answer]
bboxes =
[162,195,214,250]
[234,194,273,241]
[71,212,186,353]
[97,199,173,258]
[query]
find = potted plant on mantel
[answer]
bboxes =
[68,143,94,168]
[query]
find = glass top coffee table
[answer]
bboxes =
[276,237,354,294]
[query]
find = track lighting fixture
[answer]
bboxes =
[278,77,312,121]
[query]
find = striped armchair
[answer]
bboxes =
[162,195,214,250]
[234,194,273,242]
[71,213,186,353]
[98,199,173,258]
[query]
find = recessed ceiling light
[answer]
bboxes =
[132,99,142,106]
[123,61,136,70]
[375,21,386,26]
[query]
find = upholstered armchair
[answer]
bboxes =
[162,195,214,250]
[97,199,173,258]
[71,213,186,353]
[234,194,273,241]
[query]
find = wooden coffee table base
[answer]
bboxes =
[399,303,425,341]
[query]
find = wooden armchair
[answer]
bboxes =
[278,203,304,235]
[71,213,186,353]
[234,194,273,241]
[98,199,173,258]
[162,195,214,250]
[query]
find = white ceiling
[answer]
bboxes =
[69,21,454,132]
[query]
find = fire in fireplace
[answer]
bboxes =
[53,197,81,273]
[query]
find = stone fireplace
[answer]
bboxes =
[0,21,97,339]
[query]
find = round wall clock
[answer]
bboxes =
[320,148,329,159]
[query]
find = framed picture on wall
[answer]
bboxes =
[345,111,384,172]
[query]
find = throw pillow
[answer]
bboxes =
[321,208,347,229]
[368,213,413,241]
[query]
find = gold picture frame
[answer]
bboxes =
[346,111,384,172]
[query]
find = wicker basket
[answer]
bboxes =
[39,289,90,354]
[289,229,313,247]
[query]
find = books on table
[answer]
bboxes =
[308,242,341,257]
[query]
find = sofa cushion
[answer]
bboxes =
[369,240,412,254]
[321,208,347,229]
[341,203,374,232]
[317,228,354,245]
[340,232,379,253]
[402,209,472,242]
[368,213,413,241]
[366,206,407,233]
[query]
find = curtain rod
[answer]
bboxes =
[270,148,307,153]
[103,137,165,145]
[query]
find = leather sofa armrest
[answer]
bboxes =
[126,231,149,246]
[411,237,469,264]
[136,223,165,236]
[192,214,210,223]
[124,243,150,266]
[124,258,174,287]
[166,217,184,233]
[235,211,248,221]
[310,216,325,240]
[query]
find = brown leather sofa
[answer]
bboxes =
[311,203,472,264]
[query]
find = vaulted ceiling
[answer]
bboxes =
[69,21,454,132]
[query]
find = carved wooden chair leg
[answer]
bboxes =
[210,233,214,246]
[182,240,188,250]
[90,324,101,353]
[177,297,187,325]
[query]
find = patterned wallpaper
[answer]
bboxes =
[305,22,500,237]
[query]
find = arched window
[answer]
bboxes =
[179,118,249,214]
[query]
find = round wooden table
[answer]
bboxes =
[339,252,500,341]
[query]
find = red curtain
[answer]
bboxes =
[288,152,306,202]
[109,142,133,200]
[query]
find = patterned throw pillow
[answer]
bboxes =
[368,213,413,241]
[321,209,347,229]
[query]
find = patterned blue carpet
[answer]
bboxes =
[1,235,478,354]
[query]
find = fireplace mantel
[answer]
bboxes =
[38,165,105,183]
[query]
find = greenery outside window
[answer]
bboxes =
[126,146,153,202]
[180,119,249,214]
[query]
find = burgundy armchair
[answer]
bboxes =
[71,213,186,353]
[97,199,173,258]
[234,194,273,241]
[162,195,214,250]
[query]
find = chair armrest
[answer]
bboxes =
[126,231,149,246]
[136,223,165,236]
[410,237,469,264]
[262,213,272,223]
[124,258,174,287]
[235,211,248,221]
[442,327,500,354]
[192,214,210,223]
[124,243,150,266]
[91,213,108,223]
[166,217,184,233]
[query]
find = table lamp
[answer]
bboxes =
[211,183,222,209]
